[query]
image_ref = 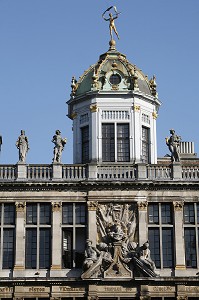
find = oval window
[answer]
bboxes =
[109,74,121,85]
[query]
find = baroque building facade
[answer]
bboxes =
[0,35,199,300]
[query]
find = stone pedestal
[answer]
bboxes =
[172,162,182,180]
[52,163,62,179]
[137,164,147,179]
[16,163,27,180]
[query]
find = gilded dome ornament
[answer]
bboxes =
[102,6,121,42]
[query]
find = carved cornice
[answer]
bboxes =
[87,201,98,211]
[87,296,98,300]
[173,201,184,211]
[15,201,26,212]
[138,201,148,211]
[51,202,61,212]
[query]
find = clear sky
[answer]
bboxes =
[0,0,199,164]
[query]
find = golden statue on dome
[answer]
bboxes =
[102,6,120,40]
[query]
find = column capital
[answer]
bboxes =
[15,201,26,212]
[173,201,184,211]
[138,201,148,211]
[87,201,98,211]
[51,201,61,212]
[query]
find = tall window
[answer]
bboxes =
[102,123,130,162]
[148,203,174,268]
[184,203,199,268]
[0,204,15,269]
[25,203,51,269]
[62,203,86,268]
[81,126,89,163]
[142,126,150,163]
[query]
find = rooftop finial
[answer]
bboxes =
[102,6,121,44]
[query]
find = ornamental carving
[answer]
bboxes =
[87,201,98,211]
[138,201,148,211]
[51,202,61,212]
[177,297,187,300]
[152,111,158,119]
[82,203,157,280]
[140,297,151,300]
[87,297,98,300]
[15,202,26,212]
[173,201,184,211]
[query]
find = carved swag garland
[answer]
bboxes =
[82,203,157,279]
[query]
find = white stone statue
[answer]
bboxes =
[16,130,29,163]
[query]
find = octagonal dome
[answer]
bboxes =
[71,43,157,99]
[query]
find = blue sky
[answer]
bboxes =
[0,0,199,164]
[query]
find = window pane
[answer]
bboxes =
[142,126,150,163]
[117,124,130,162]
[148,204,159,224]
[81,126,89,163]
[62,229,73,268]
[26,229,37,269]
[40,204,51,225]
[26,204,37,224]
[4,204,15,225]
[148,228,160,268]
[39,229,51,269]
[162,228,174,267]
[75,228,86,268]
[63,204,73,224]
[75,204,86,224]
[3,229,15,269]
[184,204,195,224]
[102,123,115,162]
[184,228,197,267]
[161,204,172,224]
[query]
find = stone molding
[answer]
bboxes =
[15,201,26,212]
[177,297,188,300]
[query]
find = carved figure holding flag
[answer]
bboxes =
[102,6,120,40]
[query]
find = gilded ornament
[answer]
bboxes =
[90,104,98,113]
[152,111,158,119]
[134,105,140,112]
[71,76,78,96]
[70,111,77,120]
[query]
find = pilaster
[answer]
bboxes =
[173,201,186,274]
[138,200,148,245]
[14,202,26,274]
[51,202,62,272]
[87,201,98,247]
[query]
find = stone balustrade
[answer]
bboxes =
[0,163,199,182]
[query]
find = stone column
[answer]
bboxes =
[51,202,62,272]
[138,200,148,245]
[173,201,186,274]
[87,201,98,247]
[133,104,141,163]
[14,202,26,273]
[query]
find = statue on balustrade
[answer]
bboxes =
[166,129,181,162]
[52,130,67,163]
[16,130,29,163]
[81,203,157,279]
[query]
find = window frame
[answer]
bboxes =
[148,203,174,269]
[25,203,51,269]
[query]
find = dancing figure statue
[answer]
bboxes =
[166,129,181,162]
[102,6,120,40]
[52,130,67,163]
[16,130,29,163]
